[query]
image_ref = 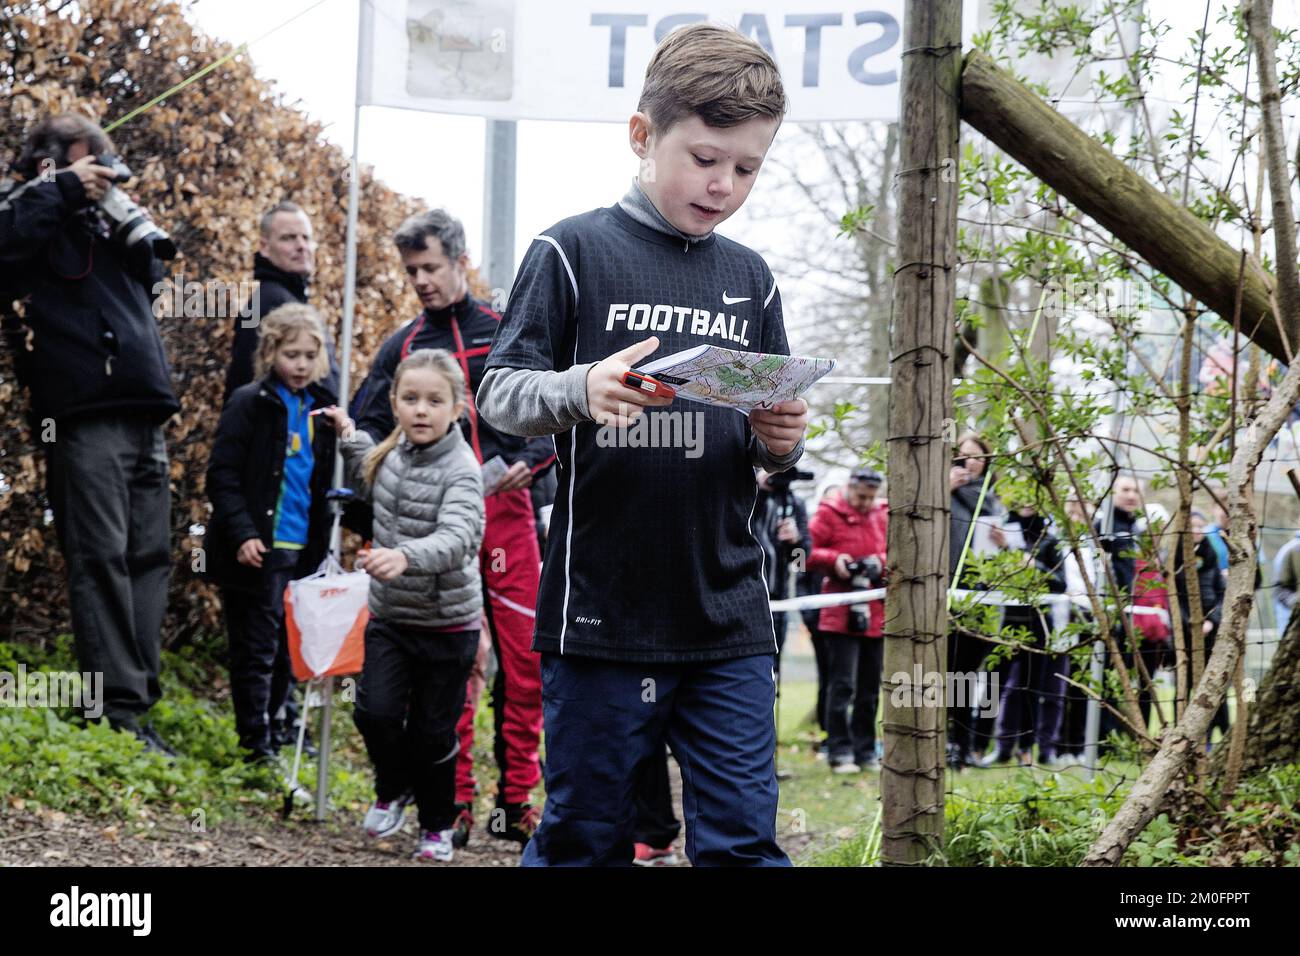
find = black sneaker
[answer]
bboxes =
[133,724,177,759]
[451,802,474,848]
[488,801,540,845]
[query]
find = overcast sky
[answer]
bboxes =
[182,0,1298,427]
[185,0,1296,276]
[188,0,697,275]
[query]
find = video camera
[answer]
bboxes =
[94,154,176,260]
[846,554,885,633]
[764,466,815,491]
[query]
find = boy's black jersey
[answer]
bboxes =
[486,203,792,663]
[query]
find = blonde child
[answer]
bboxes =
[322,348,484,861]
[207,304,338,763]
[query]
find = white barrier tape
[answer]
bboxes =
[770,587,1171,627]
[769,588,885,612]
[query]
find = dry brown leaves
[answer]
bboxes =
[1,0,490,648]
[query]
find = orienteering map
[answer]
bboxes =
[637,345,836,414]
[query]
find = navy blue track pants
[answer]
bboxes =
[522,651,790,867]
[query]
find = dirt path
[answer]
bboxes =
[1,755,812,866]
[0,801,526,867]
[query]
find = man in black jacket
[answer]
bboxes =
[225,203,339,750]
[350,209,556,846]
[1095,473,1165,742]
[755,468,813,652]
[0,115,179,752]
[224,202,340,403]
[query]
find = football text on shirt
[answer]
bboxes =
[605,303,751,347]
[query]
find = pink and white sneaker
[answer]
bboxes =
[415,828,455,862]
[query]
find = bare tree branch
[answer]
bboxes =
[1082,0,1300,865]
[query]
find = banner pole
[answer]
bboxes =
[316,0,367,823]
[482,119,517,297]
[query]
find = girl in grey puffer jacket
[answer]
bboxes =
[323,348,484,862]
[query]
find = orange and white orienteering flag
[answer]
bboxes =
[285,559,368,681]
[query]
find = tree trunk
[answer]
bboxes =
[880,0,961,866]
[1213,611,1300,775]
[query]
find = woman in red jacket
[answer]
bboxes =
[809,468,888,772]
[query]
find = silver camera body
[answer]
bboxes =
[95,154,176,260]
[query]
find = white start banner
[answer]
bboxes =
[358,0,978,123]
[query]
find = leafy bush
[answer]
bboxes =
[0,639,373,825]
[801,762,1300,866]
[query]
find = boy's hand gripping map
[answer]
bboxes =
[635,344,836,414]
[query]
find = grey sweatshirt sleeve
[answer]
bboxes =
[750,434,806,472]
[477,364,598,437]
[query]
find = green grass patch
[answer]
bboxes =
[0,637,505,831]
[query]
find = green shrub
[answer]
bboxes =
[0,639,373,826]
[806,763,1300,866]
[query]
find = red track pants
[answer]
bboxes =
[455,486,543,804]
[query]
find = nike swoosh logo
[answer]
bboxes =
[722,292,751,305]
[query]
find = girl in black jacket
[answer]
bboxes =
[1173,511,1229,742]
[983,507,1070,766]
[948,433,1003,766]
[206,304,339,761]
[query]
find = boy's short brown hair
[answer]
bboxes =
[638,22,787,135]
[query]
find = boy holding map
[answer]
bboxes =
[476,23,809,866]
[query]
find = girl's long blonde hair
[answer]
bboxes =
[253,303,330,384]
[362,348,466,487]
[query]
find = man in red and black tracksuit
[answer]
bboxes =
[351,210,553,846]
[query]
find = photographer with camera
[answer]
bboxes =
[755,467,814,651]
[1,114,179,754]
[809,468,888,773]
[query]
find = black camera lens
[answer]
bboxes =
[95,153,133,183]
